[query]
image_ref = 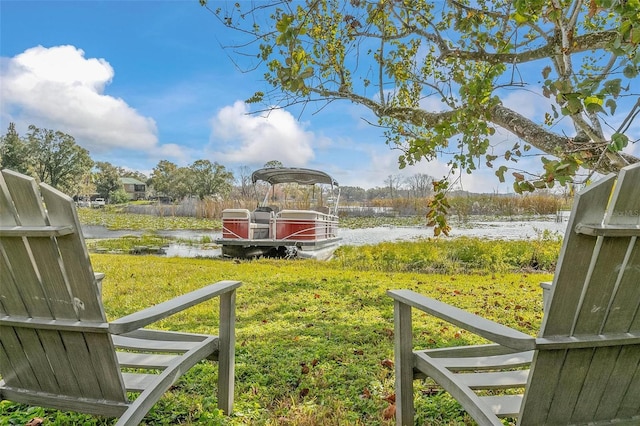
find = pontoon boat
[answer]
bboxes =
[216,167,341,260]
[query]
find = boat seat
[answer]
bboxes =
[251,210,273,225]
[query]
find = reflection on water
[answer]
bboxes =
[82,213,568,259]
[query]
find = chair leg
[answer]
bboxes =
[217,289,236,414]
[394,300,415,426]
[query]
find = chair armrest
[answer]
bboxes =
[109,280,242,335]
[387,289,536,351]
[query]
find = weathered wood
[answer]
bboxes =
[109,280,242,334]
[0,225,74,237]
[574,223,640,237]
[394,299,414,426]
[388,162,640,426]
[388,289,536,351]
[0,169,241,424]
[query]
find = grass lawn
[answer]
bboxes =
[1,251,552,425]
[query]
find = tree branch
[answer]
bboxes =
[411,30,619,65]
[489,103,638,173]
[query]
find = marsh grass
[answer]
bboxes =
[78,206,221,230]
[1,248,553,425]
[335,232,562,274]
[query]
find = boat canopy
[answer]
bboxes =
[251,167,338,187]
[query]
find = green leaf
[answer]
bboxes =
[608,133,629,152]
[512,11,529,24]
[605,99,617,115]
[623,65,639,79]
[603,79,622,97]
[584,96,602,106]
[495,166,508,183]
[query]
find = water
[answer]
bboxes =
[82,213,568,259]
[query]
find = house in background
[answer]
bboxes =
[120,177,146,200]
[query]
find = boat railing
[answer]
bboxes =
[275,209,338,241]
[221,208,338,241]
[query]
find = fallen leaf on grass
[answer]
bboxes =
[382,404,396,420]
[361,387,372,399]
[381,358,394,369]
[382,393,396,403]
[25,419,44,426]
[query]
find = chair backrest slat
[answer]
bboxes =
[40,183,105,319]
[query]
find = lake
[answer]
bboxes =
[83,213,569,259]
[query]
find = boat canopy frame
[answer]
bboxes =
[251,167,339,187]
[252,167,340,214]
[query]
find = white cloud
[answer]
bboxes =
[209,101,315,166]
[1,45,159,153]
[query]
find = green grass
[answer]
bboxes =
[1,250,553,425]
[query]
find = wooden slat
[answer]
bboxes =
[0,384,128,417]
[0,238,51,318]
[572,346,624,422]
[121,373,158,392]
[40,183,105,320]
[594,345,640,419]
[604,246,640,333]
[0,327,39,389]
[111,335,202,353]
[121,328,209,342]
[116,352,179,369]
[478,395,523,417]
[575,223,640,237]
[535,332,640,349]
[0,225,74,237]
[455,369,530,390]
[617,358,640,418]
[0,316,109,332]
[0,240,28,316]
[413,352,504,426]
[36,330,82,396]
[423,350,533,371]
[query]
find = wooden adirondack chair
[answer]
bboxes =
[388,162,640,425]
[0,169,241,425]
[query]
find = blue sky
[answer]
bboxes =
[1,1,638,192]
